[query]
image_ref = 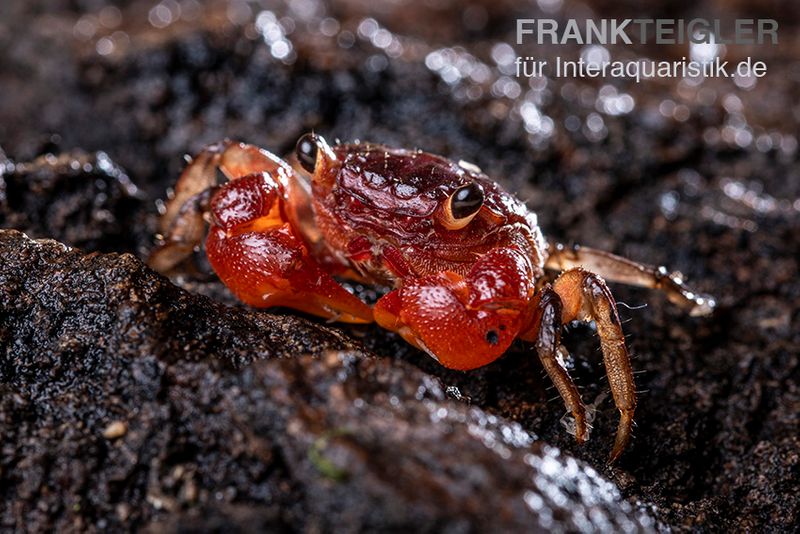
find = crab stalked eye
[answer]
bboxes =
[440,182,484,230]
[295,133,319,173]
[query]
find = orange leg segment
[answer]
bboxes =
[523,288,588,444]
[552,268,636,462]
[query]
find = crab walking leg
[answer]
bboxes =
[148,187,218,272]
[545,243,715,317]
[522,288,588,443]
[552,268,636,462]
[150,140,298,272]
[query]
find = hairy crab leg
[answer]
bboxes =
[552,268,636,462]
[522,288,588,443]
[545,243,715,317]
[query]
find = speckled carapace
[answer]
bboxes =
[150,134,715,461]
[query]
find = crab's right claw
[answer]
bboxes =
[205,173,373,324]
[149,140,296,273]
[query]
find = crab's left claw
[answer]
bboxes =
[374,248,536,370]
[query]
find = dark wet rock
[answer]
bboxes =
[0,230,654,532]
[0,229,356,371]
[0,151,147,254]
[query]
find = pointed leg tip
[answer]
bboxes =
[688,294,716,317]
[607,430,629,463]
[574,419,588,444]
[607,409,634,463]
[607,444,625,464]
[147,242,194,273]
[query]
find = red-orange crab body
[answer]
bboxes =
[150,134,714,461]
[309,141,548,370]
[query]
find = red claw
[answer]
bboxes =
[206,173,373,324]
[374,248,535,370]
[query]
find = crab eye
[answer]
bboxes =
[296,133,318,173]
[441,182,484,230]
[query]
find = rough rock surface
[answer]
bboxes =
[0,151,145,254]
[0,230,655,531]
[1,0,799,532]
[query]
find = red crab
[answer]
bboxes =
[149,134,714,461]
